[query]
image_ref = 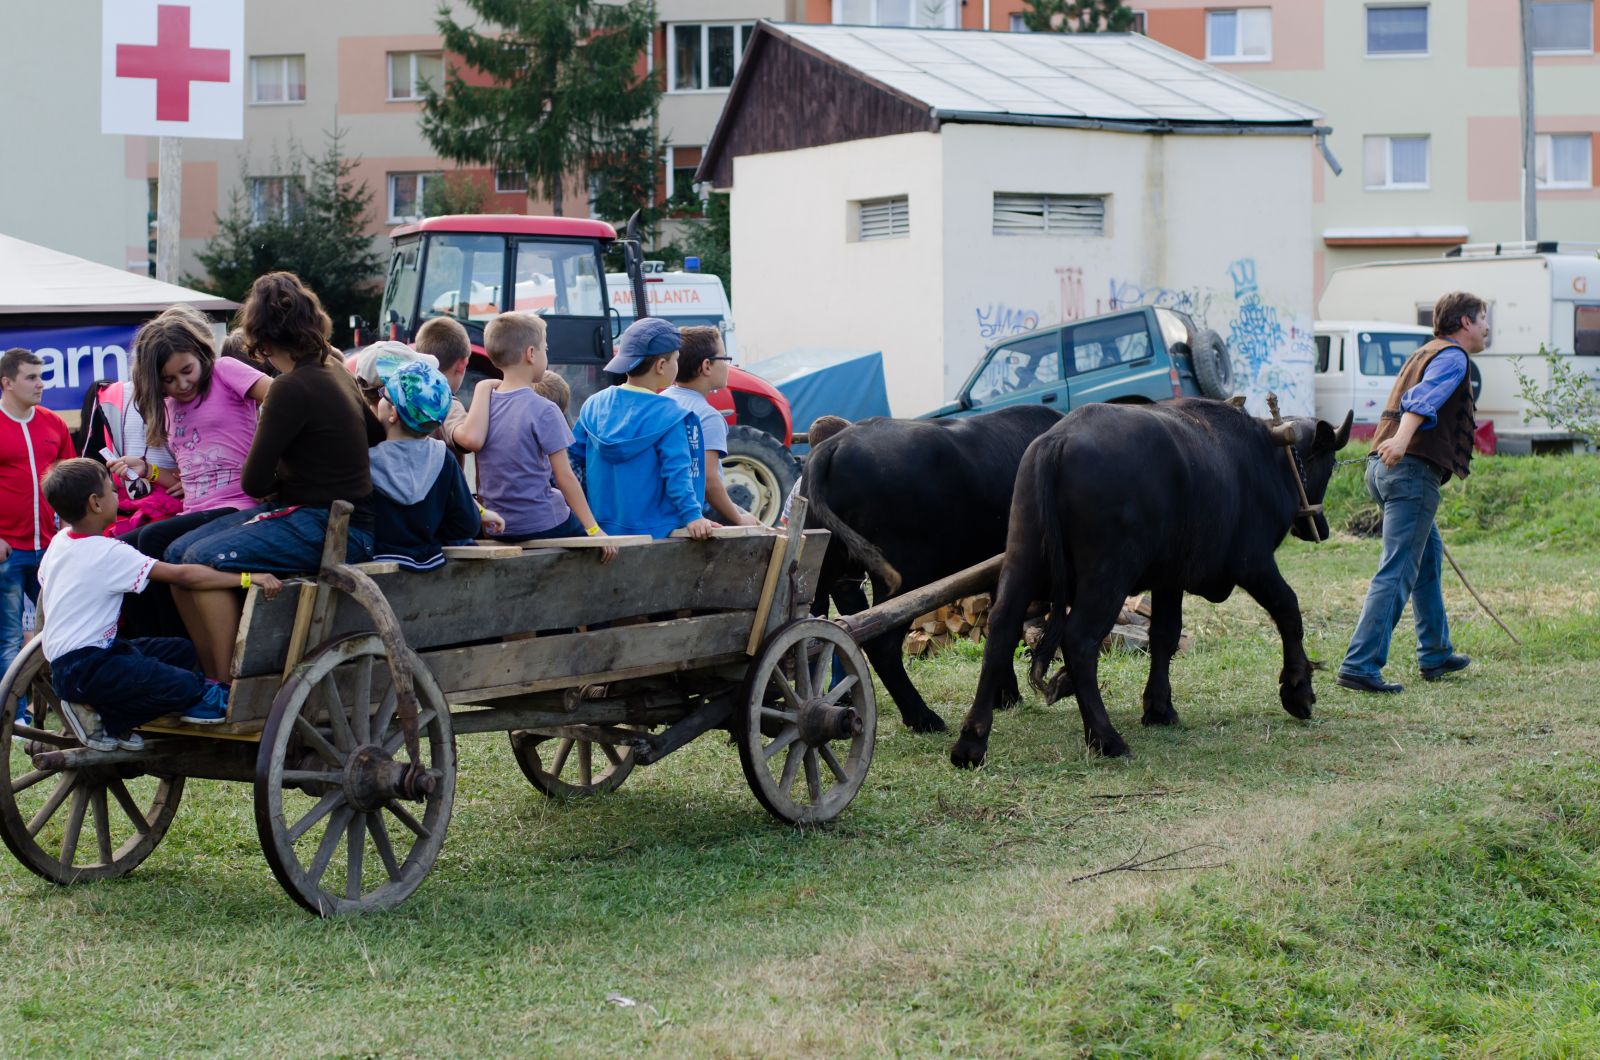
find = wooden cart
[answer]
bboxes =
[0,499,885,916]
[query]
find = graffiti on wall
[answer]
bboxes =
[1057,266,1086,321]
[975,302,1041,341]
[1224,258,1315,412]
[1106,277,1214,324]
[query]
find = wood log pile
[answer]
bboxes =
[904,593,1192,657]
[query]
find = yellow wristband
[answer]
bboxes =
[240,572,252,590]
[478,505,487,517]
[586,525,601,536]
[149,465,160,484]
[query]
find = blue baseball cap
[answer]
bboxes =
[605,317,681,374]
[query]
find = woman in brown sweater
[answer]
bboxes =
[166,272,381,688]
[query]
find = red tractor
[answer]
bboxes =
[368,214,799,523]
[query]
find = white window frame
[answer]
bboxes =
[248,54,305,105]
[1536,133,1593,188]
[494,170,529,194]
[248,176,302,224]
[666,22,755,94]
[1364,135,1431,191]
[387,172,441,223]
[831,0,959,29]
[387,51,443,102]
[1364,4,1430,58]
[1530,0,1594,54]
[1205,8,1272,62]
[664,146,706,202]
[853,196,909,241]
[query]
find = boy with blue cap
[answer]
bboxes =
[368,362,485,570]
[571,318,716,540]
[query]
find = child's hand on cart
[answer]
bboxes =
[479,506,507,535]
[249,572,286,600]
[682,518,718,541]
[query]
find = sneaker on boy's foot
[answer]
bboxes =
[112,731,145,752]
[180,683,229,725]
[60,700,117,751]
[14,695,29,728]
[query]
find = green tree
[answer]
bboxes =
[1020,0,1135,33]
[1514,345,1600,442]
[680,190,731,298]
[420,0,659,218]
[190,132,384,348]
[420,171,488,216]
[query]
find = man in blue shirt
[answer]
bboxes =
[1337,291,1488,694]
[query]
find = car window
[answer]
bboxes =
[1315,335,1330,373]
[968,332,1063,405]
[1154,308,1191,351]
[1357,332,1426,376]
[1068,315,1151,374]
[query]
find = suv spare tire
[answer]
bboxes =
[722,425,800,526]
[1190,328,1235,400]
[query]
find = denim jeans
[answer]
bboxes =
[165,504,374,574]
[1340,456,1454,680]
[51,637,206,736]
[0,547,42,680]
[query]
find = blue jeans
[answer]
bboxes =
[0,548,42,680]
[1340,456,1454,680]
[165,504,374,574]
[51,638,206,736]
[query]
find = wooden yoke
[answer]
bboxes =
[1265,393,1325,542]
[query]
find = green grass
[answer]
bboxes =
[3,456,1599,1055]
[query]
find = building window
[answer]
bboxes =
[1205,8,1271,61]
[388,172,441,222]
[1008,9,1141,31]
[1537,133,1593,187]
[249,176,304,224]
[669,23,754,92]
[1366,6,1428,55]
[833,0,959,29]
[249,55,305,104]
[855,196,909,241]
[495,170,529,194]
[1009,13,1030,31]
[993,193,1107,237]
[1575,304,1600,355]
[388,51,443,101]
[665,146,704,202]
[1363,135,1430,190]
[1131,11,1148,32]
[1530,1,1593,52]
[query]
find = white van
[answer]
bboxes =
[1318,242,1600,448]
[1313,321,1445,436]
[605,265,739,359]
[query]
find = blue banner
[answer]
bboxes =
[0,325,139,414]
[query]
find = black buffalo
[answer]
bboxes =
[950,398,1352,765]
[803,405,1062,733]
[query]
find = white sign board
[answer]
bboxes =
[101,0,243,140]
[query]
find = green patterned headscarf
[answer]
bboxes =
[384,362,453,433]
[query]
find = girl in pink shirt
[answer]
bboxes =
[111,307,271,635]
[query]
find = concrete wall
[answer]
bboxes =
[732,123,1314,418]
[730,132,947,415]
[0,5,149,271]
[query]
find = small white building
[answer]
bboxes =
[700,23,1330,416]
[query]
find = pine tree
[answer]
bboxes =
[1020,0,1135,33]
[420,0,659,218]
[191,132,383,347]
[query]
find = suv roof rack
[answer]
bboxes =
[1444,240,1600,258]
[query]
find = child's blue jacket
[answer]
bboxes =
[570,386,703,538]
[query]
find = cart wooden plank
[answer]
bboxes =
[442,545,524,559]
[510,535,652,549]
[668,525,779,539]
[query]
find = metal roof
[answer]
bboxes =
[0,234,236,316]
[772,23,1322,127]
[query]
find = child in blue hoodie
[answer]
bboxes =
[571,318,716,540]
[369,362,485,570]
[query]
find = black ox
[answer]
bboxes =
[803,405,1062,733]
[951,398,1352,766]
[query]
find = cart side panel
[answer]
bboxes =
[233,532,829,678]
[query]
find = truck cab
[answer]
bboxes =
[922,306,1221,420]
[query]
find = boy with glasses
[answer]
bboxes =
[663,327,759,527]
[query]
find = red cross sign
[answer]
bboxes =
[102,0,243,139]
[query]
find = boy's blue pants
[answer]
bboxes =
[50,638,206,736]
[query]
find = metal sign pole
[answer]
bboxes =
[156,136,183,283]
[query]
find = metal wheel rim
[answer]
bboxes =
[508,730,638,798]
[0,640,183,884]
[254,634,455,917]
[737,619,876,825]
[721,455,784,524]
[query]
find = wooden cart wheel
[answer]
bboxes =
[0,640,184,884]
[737,619,877,825]
[255,634,455,917]
[508,729,640,798]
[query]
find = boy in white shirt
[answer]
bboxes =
[37,458,284,751]
[662,327,759,527]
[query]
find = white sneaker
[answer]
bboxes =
[60,701,117,753]
[113,731,145,752]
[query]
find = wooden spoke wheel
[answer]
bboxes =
[0,640,184,884]
[737,619,876,825]
[255,634,455,917]
[508,729,641,798]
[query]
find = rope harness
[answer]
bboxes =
[1265,394,1326,542]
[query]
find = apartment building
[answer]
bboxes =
[789,0,1600,299]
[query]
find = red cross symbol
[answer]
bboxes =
[115,4,231,123]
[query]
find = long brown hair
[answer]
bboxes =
[237,271,333,365]
[132,305,217,448]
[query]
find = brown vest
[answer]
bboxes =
[1371,338,1476,481]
